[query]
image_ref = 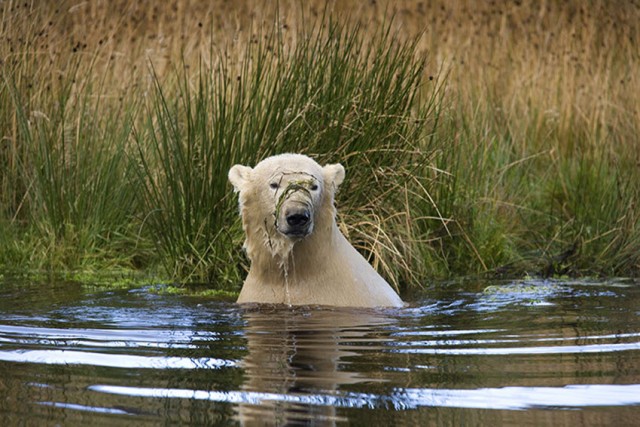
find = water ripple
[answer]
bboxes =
[38,401,132,415]
[89,383,640,411]
[392,341,640,355]
[1,278,639,424]
[0,349,237,369]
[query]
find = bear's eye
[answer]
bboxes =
[269,182,279,190]
[310,184,319,191]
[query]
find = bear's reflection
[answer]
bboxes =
[237,306,396,426]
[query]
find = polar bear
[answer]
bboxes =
[228,153,404,308]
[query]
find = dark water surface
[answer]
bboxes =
[1,278,639,425]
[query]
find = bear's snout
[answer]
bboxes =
[286,210,310,227]
[280,204,312,238]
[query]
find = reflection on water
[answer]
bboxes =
[0,279,639,425]
[237,307,396,424]
[85,383,640,410]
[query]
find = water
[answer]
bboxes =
[1,278,639,425]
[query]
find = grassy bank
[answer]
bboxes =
[1,1,638,290]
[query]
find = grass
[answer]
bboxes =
[132,16,435,289]
[2,55,145,271]
[433,1,640,276]
[1,1,638,291]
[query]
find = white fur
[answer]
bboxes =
[228,153,404,308]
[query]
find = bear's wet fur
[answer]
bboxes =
[228,154,404,307]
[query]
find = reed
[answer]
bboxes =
[2,60,144,270]
[133,18,436,287]
[1,0,638,287]
[422,0,640,277]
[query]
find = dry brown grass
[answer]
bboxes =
[3,0,638,143]
[2,0,639,279]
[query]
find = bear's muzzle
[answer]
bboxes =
[283,205,311,236]
[273,176,318,239]
[278,201,313,238]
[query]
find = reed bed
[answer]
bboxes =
[1,0,638,289]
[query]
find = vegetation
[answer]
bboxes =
[1,1,638,291]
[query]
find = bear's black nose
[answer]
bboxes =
[286,211,310,227]
[286,212,310,227]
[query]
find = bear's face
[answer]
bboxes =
[229,154,345,244]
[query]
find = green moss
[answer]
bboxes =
[153,285,239,301]
[275,179,314,218]
[482,282,563,295]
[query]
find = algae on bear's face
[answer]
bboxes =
[271,175,322,243]
[256,172,321,257]
[274,178,315,219]
[233,155,335,274]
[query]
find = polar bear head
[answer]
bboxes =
[229,154,345,260]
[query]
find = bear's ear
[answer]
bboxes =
[228,164,253,192]
[323,163,345,189]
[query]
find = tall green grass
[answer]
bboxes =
[426,96,640,278]
[134,20,439,288]
[1,1,638,289]
[0,35,145,271]
[3,69,143,270]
